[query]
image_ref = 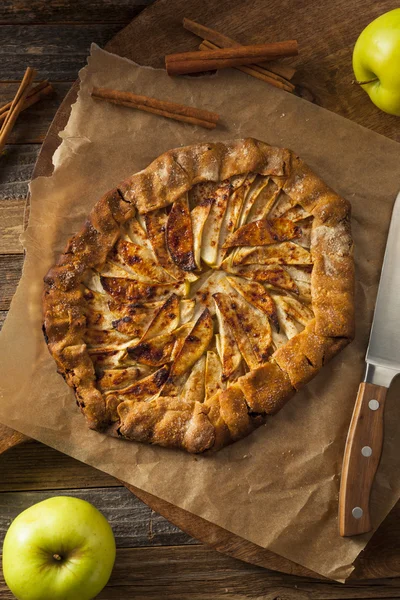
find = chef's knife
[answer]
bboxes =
[339,190,400,537]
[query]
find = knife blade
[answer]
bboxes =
[366,190,400,384]
[339,190,400,537]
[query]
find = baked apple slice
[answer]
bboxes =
[100,276,188,304]
[220,175,255,237]
[221,263,299,294]
[215,174,251,265]
[181,356,206,403]
[127,331,177,366]
[295,218,312,249]
[246,178,283,223]
[227,276,279,330]
[98,364,152,391]
[282,295,314,325]
[169,308,213,378]
[140,293,180,341]
[180,298,196,324]
[129,322,195,370]
[191,197,213,268]
[274,299,301,339]
[111,239,173,283]
[109,303,161,338]
[193,270,231,315]
[269,187,297,218]
[166,194,196,271]
[145,208,198,282]
[238,175,270,226]
[214,302,242,379]
[283,266,312,299]
[169,321,197,362]
[83,287,115,330]
[113,365,170,401]
[223,218,300,249]
[205,351,225,400]
[232,242,312,266]
[126,215,152,249]
[213,292,271,369]
[99,261,138,279]
[84,328,131,347]
[200,180,231,266]
[279,204,311,222]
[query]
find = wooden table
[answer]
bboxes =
[1,1,400,598]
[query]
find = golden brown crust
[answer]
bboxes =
[116,396,215,453]
[217,384,261,440]
[119,139,291,214]
[272,320,350,390]
[282,157,355,339]
[311,218,355,338]
[43,187,135,429]
[43,138,355,453]
[238,362,295,414]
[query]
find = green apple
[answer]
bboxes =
[353,8,400,116]
[2,496,116,600]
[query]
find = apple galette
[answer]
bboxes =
[43,138,354,453]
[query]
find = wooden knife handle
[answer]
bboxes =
[339,382,387,537]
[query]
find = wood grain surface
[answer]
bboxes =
[2,437,400,594]
[0,0,151,23]
[0,144,40,200]
[0,24,124,80]
[0,83,71,144]
[339,383,388,537]
[1,0,400,596]
[0,486,196,549]
[1,544,400,600]
[107,0,400,141]
[0,255,24,309]
[3,435,397,581]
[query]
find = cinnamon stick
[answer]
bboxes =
[199,39,295,92]
[165,41,298,76]
[184,17,241,50]
[91,87,219,130]
[0,81,48,116]
[0,82,53,124]
[0,67,36,154]
[183,17,296,81]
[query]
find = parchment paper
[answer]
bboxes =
[1,45,400,581]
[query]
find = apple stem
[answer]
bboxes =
[53,553,62,561]
[353,77,379,86]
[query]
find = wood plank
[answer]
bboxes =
[0,424,28,455]
[354,502,400,580]
[0,488,196,549]
[0,24,124,80]
[0,440,118,491]
[0,198,25,254]
[1,545,400,599]
[130,484,321,581]
[100,547,400,599]
[1,437,399,581]
[0,82,71,144]
[0,144,40,200]
[0,254,23,309]
[0,0,150,24]
[108,0,400,141]
[0,311,7,330]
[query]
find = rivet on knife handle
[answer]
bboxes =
[338,382,387,536]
